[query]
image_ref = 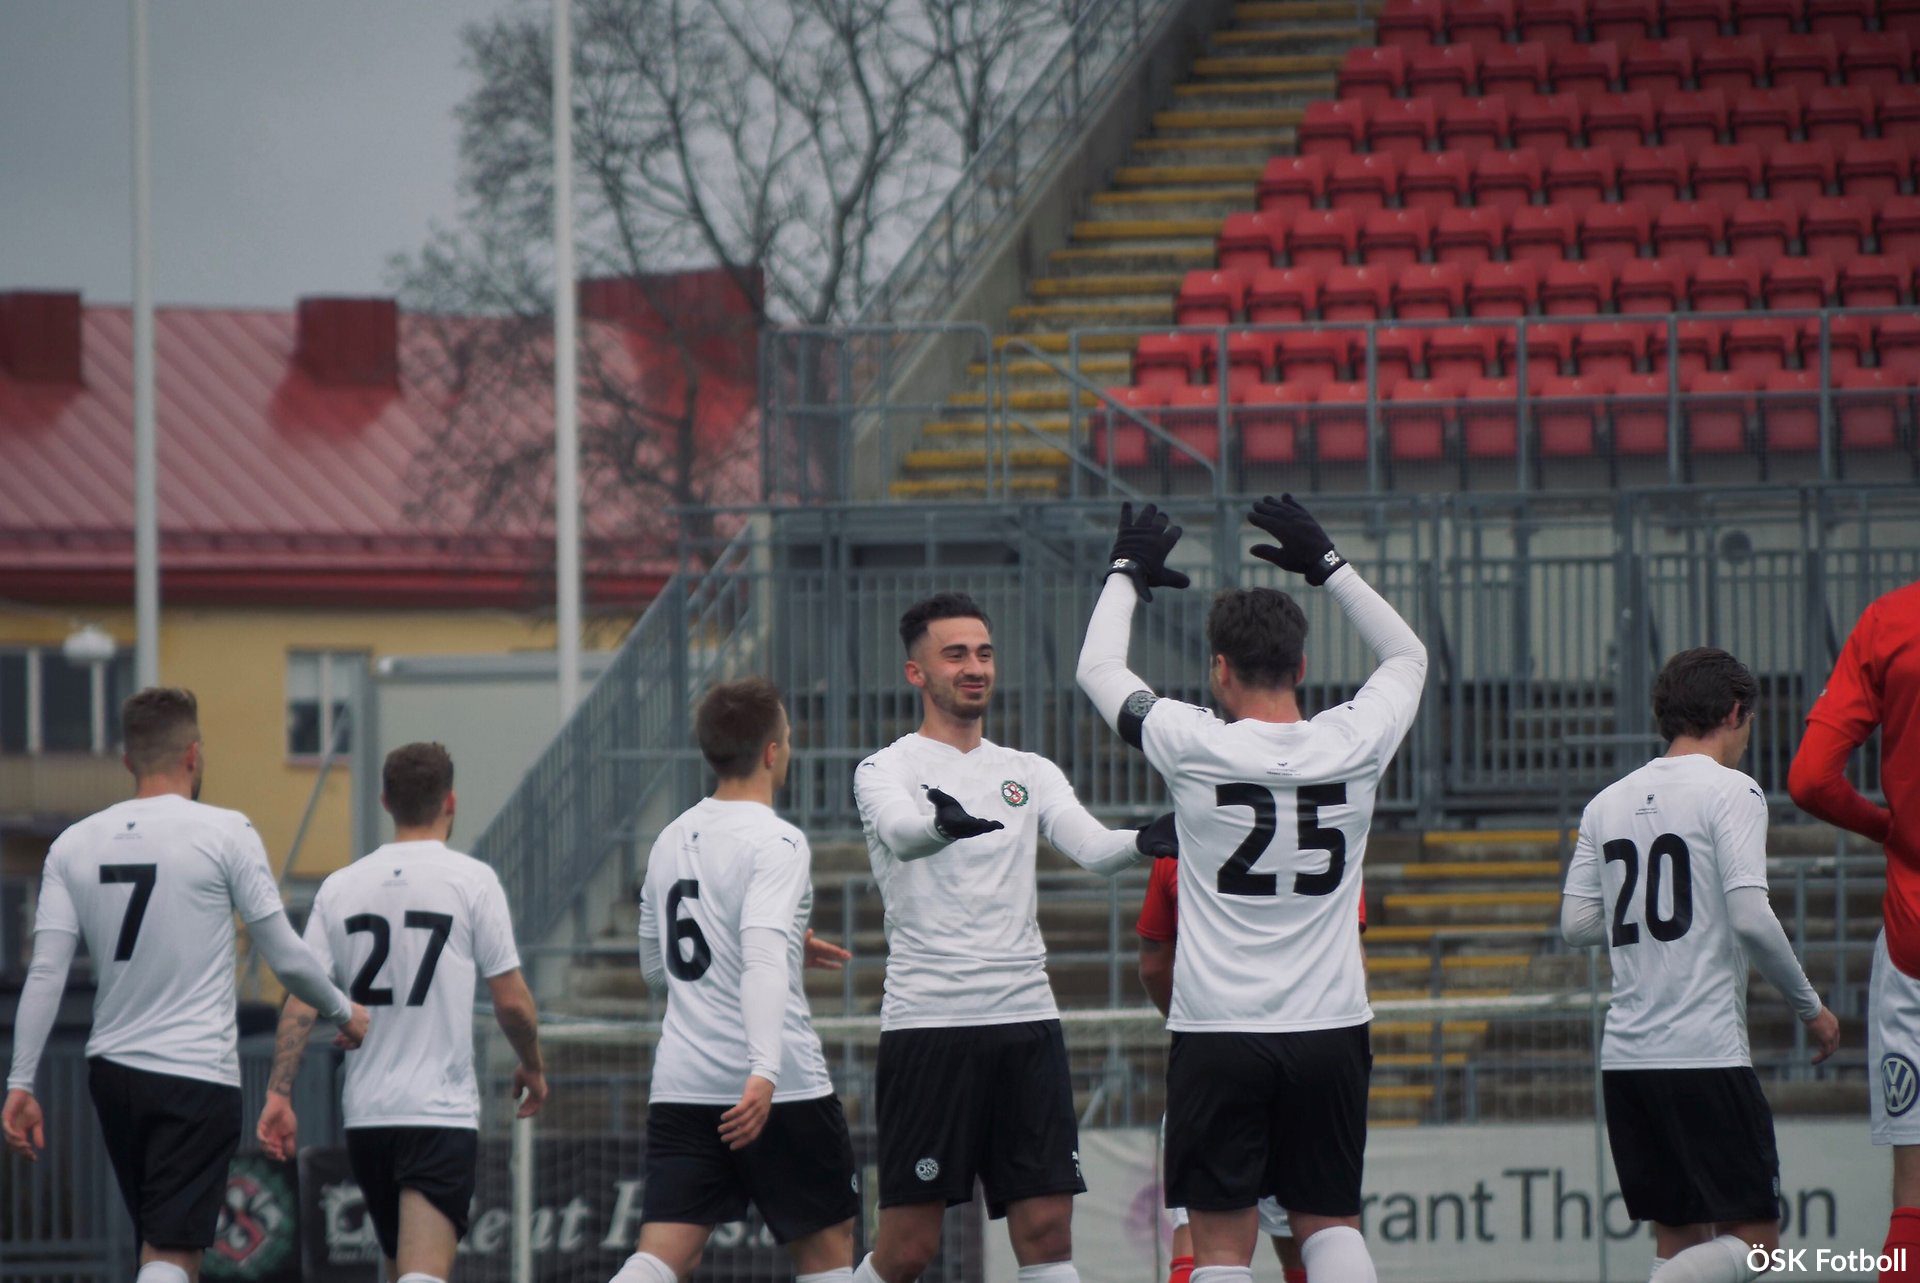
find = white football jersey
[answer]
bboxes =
[1136,670,1420,1032]
[855,735,1103,1030]
[642,798,834,1104]
[1565,754,1773,1069]
[303,840,520,1127]
[31,794,288,1087]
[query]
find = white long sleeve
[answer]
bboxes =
[637,895,666,991]
[853,767,949,862]
[1043,802,1145,876]
[249,911,354,1025]
[5,927,77,1092]
[1727,886,1823,1022]
[1077,575,1153,733]
[1560,894,1607,947]
[739,926,788,1086]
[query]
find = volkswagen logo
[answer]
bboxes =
[1884,1054,1919,1117]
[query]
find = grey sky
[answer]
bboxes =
[0,0,514,309]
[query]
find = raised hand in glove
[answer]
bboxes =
[1248,493,1347,586]
[1136,812,1179,860]
[1106,502,1192,603]
[925,787,1005,842]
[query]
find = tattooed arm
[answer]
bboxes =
[256,996,317,1162]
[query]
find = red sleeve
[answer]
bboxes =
[1809,605,1884,742]
[1358,879,1368,932]
[1790,719,1894,843]
[1136,858,1178,942]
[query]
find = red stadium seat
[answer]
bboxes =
[1878,315,1920,376]
[1664,0,1731,42]
[1161,386,1226,467]
[1732,0,1803,36]
[1430,324,1506,380]
[1588,0,1657,44]
[1759,369,1821,454]
[1440,97,1510,158]
[1545,146,1618,214]
[1543,260,1617,316]
[1512,94,1584,158]
[1322,265,1396,321]
[1371,327,1430,385]
[1394,263,1467,319]
[1649,319,1725,378]
[1879,195,1920,259]
[1577,321,1655,376]
[1240,384,1309,465]
[1460,375,1523,459]
[1765,141,1837,206]
[1884,87,1920,149]
[1725,199,1800,266]
[1407,43,1479,101]
[1840,141,1911,202]
[1692,143,1764,212]
[1802,195,1872,261]
[1479,42,1549,103]
[1379,0,1446,47]
[1538,374,1614,455]
[1472,150,1543,215]
[1763,256,1837,308]
[1697,37,1766,94]
[1384,377,1459,460]
[1518,0,1587,43]
[1841,33,1911,91]
[1278,330,1354,387]
[1092,387,1162,467]
[1653,200,1727,259]
[1175,270,1247,325]
[1306,381,1372,462]
[1216,333,1284,389]
[1258,156,1329,218]
[1329,152,1400,213]
[1433,206,1506,265]
[1448,0,1516,49]
[1657,89,1731,158]
[1502,321,1578,378]
[1622,41,1693,97]
[1684,369,1756,454]
[1587,92,1657,152]
[1508,205,1581,264]
[1134,333,1211,389]
[1299,100,1368,157]
[1724,317,1799,373]
[1218,212,1288,275]
[1618,144,1691,205]
[1551,42,1622,104]
[1468,261,1540,316]
[1768,34,1840,93]
[1835,368,1904,451]
[1340,46,1407,101]
[1361,209,1432,269]
[1805,88,1875,146]
[1368,98,1441,159]
[1614,258,1688,313]
[1797,314,1873,372]
[1731,88,1801,148]
[1401,151,1473,213]
[1248,267,1322,323]
[1839,254,1912,308]
[1807,0,1873,34]
[1610,372,1677,455]
[1582,202,1652,265]
[1291,210,1361,270]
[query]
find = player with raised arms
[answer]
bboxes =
[852,592,1176,1283]
[255,741,547,1283]
[3,687,369,1283]
[1077,498,1428,1283]
[1563,648,1840,1283]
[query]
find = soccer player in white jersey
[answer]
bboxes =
[1077,497,1429,1283]
[254,741,547,1283]
[852,592,1178,1283]
[2,688,369,1283]
[1561,648,1841,1283]
[610,678,860,1283]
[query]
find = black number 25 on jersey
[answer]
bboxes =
[1213,783,1348,897]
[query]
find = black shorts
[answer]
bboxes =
[345,1126,479,1260]
[1604,1067,1782,1227]
[87,1057,241,1250]
[1164,1024,1372,1218]
[875,1019,1086,1218]
[641,1094,859,1245]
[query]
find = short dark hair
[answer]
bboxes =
[1652,647,1758,741]
[1207,588,1309,690]
[123,687,200,774]
[696,678,786,779]
[898,592,992,652]
[383,742,455,827]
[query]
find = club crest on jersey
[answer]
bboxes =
[1001,780,1029,807]
[1885,1054,1919,1117]
[915,1157,941,1182]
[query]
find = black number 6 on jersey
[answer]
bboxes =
[665,878,713,980]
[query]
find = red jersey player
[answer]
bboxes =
[1789,578,1920,1283]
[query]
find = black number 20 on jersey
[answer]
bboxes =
[1603,834,1695,947]
[1212,782,1349,897]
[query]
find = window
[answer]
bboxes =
[286,651,362,759]
[0,646,134,755]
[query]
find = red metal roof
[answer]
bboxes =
[0,278,758,609]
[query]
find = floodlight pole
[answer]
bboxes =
[131,0,159,688]
[553,0,581,719]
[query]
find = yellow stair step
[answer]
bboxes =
[1154,107,1306,131]
[1424,828,1570,849]
[1362,923,1555,943]
[947,389,1103,410]
[1070,218,1224,241]
[1173,78,1336,99]
[1214,24,1371,44]
[920,416,1073,437]
[1029,272,1183,297]
[1192,54,1345,77]
[903,447,1070,472]
[1382,891,1562,910]
[1090,186,1253,206]
[1374,1019,1490,1037]
[1367,953,1535,975]
[1132,134,1294,154]
[969,356,1133,380]
[996,332,1141,354]
[1236,0,1383,19]
[1007,300,1173,323]
[1371,1084,1437,1102]
[888,477,1061,499]
[1397,861,1564,880]
[1114,164,1266,186]
[1376,1051,1470,1068]
[1372,987,1512,1002]
[1049,245,1218,268]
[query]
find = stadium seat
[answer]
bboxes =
[1619,145,1691,205]
[1543,260,1616,316]
[1797,313,1872,372]
[1371,326,1430,385]
[1329,152,1401,212]
[1732,0,1803,37]
[1092,387,1162,467]
[1545,146,1618,214]
[1384,377,1458,460]
[1518,0,1586,43]
[1883,86,1920,149]
[1805,88,1875,146]
[1433,206,1506,265]
[1768,34,1839,93]
[1407,43,1479,101]
[1161,386,1226,467]
[1654,200,1728,259]
[1615,258,1688,313]
[1322,265,1396,321]
[1299,100,1369,157]
[1731,88,1801,148]
[1460,375,1523,459]
[1839,254,1912,308]
[1361,209,1432,269]
[1472,150,1543,214]
[1801,195,1872,260]
[1258,156,1329,218]
[1724,317,1799,373]
[1841,33,1911,91]
[1610,372,1678,455]
[1839,141,1911,202]
[1395,263,1467,319]
[1430,324,1507,380]
[1885,0,1920,38]
[1587,92,1657,152]
[1247,267,1321,323]
[1449,0,1516,49]
[1577,321,1655,376]
[1468,261,1540,316]
[1588,0,1657,44]
[1340,46,1407,101]
[1480,42,1549,101]
[1878,315,1920,375]
[1663,0,1731,42]
[1378,0,1446,47]
[1879,195,1920,259]
[1508,205,1581,264]
[1622,41,1693,97]
[1682,370,1756,455]
[1174,271,1247,325]
[1658,89,1731,158]
[1763,256,1837,308]
[1807,0,1873,34]
[1278,330,1354,386]
[1759,369,1821,454]
[1835,368,1904,451]
[1649,318,1725,378]
[1697,37,1766,94]
[1306,381,1372,462]
[1218,212,1288,275]
[1291,210,1361,270]
[1205,333,1282,391]
[1582,202,1652,265]
[1692,143,1764,212]
[1690,258,1762,312]
[1506,322,1580,381]
[1441,97,1511,158]
[1401,151,1473,213]
[1765,141,1838,206]
[1725,199,1800,265]
[1512,94,1584,158]
[1537,374,1613,456]
[1368,99,1441,159]
[1133,334,1209,389]
[1551,42,1622,104]
[1240,384,1309,465]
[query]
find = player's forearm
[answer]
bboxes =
[267,997,318,1097]
[1559,894,1607,947]
[1788,722,1893,843]
[5,929,76,1093]
[1326,563,1428,673]
[491,976,545,1074]
[1045,802,1146,877]
[638,915,667,991]
[1077,575,1155,732]
[1727,886,1823,1021]
[863,796,948,861]
[1138,942,1174,1016]
[249,912,353,1025]
[739,927,787,1086]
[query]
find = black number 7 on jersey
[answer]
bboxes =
[1213,782,1348,897]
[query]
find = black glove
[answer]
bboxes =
[1248,493,1347,586]
[1106,502,1192,603]
[925,787,1004,841]
[1136,812,1179,860]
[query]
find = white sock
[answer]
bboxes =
[1650,1259,1669,1281]
[1190,1269,1253,1283]
[798,1272,855,1283]
[610,1253,677,1283]
[1650,1236,1761,1283]
[135,1265,190,1283]
[852,1256,887,1283]
[1017,1266,1080,1283]
[396,1275,444,1283]
[1300,1225,1377,1283]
